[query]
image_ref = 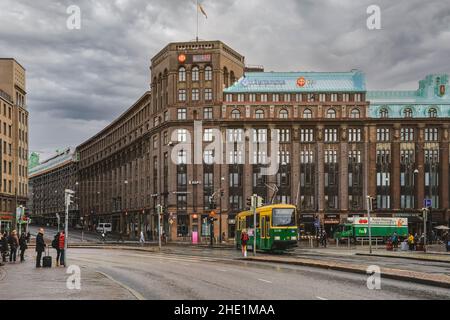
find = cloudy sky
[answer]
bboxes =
[1,0,449,160]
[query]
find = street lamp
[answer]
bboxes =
[421,207,429,252]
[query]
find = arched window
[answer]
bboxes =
[231,109,241,119]
[230,71,235,85]
[223,67,229,87]
[255,109,264,119]
[350,108,360,119]
[428,108,437,118]
[178,67,186,82]
[326,108,336,119]
[403,108,413,118]
[205,66,212,81]
[303,108,312,119]
[279,109,288,119]
[192,66,199,81]
[379,108,389,118]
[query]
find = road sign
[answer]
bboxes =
[424,198,432,208]
[168,218,174,225]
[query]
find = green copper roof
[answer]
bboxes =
[368,74,450,118]
[29,147,75,176]
[224,70,366,93]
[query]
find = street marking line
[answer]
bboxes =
[216,268,227,272]
[316,296,328,300]
[96,271,145,301]
[257,278,272,283]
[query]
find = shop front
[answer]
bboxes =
[323,214,340,236]
[393,213,423,235]
[299,213,315,236]
[0,213,13,232]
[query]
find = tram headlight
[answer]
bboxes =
[274,236,280,241]
[291,236,297,241]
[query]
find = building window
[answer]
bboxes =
[284,94,291,102]
[225,94,232,102]
[300,128,314,142]
[255,109,264,119]
[348,128,362,142]
[342,93,349,102]
[177,129,188,142]
[227,128,243,142]
[231,109,241,119]
[276,129,290,142]
[203,150,214,164]
[203,128,213,142]
[331,93,338,102]
[319,94,326,102]
[178,89,186,102]
[205,66,212,81]
[272,94,279,102]
[177,150,187,164]
[403,108,413,118]
[192,89,200,101]
[354,93,362,102]
[279,109,288,119]
[192,66,199,81]
[324,128,338,142]
[204,88,213,101]
[260,94,268,102]
[326,108,336,119]
[203,107,213,119]
[424,128,438,141]
[177,108,187,120]
[237,94,245,102]
[178,67,186,82]
[376,128,390,141]
[428,108,437,118]
[400,128,414,141]
[249,94,256,102]
[303,109,312,119]
[380,108,389,118]
[350,108,360,119]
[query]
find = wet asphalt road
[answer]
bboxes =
[67,248,450,300]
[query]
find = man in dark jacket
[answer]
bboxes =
[0,232,8,263]
[19,232,28,262]
[35,228,46,268]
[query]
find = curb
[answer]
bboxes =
[355,253,450,264]
[241,257,450,289]
[96,271,145,300]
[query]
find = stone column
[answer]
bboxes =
[340,126,349,212]
[391,124,401,210]
[416,124,425,209]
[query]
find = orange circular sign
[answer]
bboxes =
[297,77,306,87]
[178,54,186,63]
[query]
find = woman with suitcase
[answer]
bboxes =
[35,228,46,268]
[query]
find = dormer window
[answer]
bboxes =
[403,108,413,118]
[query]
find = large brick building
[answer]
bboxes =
[0,58,29,232]
[74,40,450,241]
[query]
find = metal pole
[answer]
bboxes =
[157,205,161,251]
[64,194,69,266]
[253,194,256,256]
[367,196,372,254]
[423,208,427,252]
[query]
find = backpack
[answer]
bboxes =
[51,235,59,249]
[242,233,249,242]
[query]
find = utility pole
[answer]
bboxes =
[422,207,428,252]
[156,204,162,251]
[252,194,257,256]
[64,189,75,266]
[366,196,373,254]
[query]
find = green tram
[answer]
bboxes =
[235,204,298,252]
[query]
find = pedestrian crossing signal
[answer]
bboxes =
[371,197,377,210]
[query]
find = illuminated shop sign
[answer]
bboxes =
[241,78,286,86]
[296,77,316,88]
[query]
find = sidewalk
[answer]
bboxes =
[0,251,136,300]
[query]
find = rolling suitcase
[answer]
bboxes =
[43,248,52,268]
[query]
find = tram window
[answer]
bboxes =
[245,214,259,228]
[272,208,296,227]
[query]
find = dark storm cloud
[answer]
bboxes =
[0,0,449,159]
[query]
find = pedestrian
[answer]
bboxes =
[8,230,19,263]
[52,232,61,266]
[118,230,124,242]
[26,231,31,244]
[58,231,66,267]
[139,231,145,246]
[322,230,328,248]
[407,233,414,251]
[240,229,249,257]
[392,232,398,250]
[35,228,46,268]
[1,232,8,263]
[222,232,226,243]
[19,232,28,262]
[146,229,151,241]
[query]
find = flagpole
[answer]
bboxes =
[196,0,199,41]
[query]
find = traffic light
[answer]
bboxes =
[371,197,377,211]
[65,189,75,207]
[246,197,252,208]
[256,196,264,208]
[209,196,217,210]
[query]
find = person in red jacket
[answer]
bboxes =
[58,231,66,267]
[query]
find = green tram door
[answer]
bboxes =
[260,216,271,250]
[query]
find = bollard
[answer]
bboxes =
[375,238,378,250]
